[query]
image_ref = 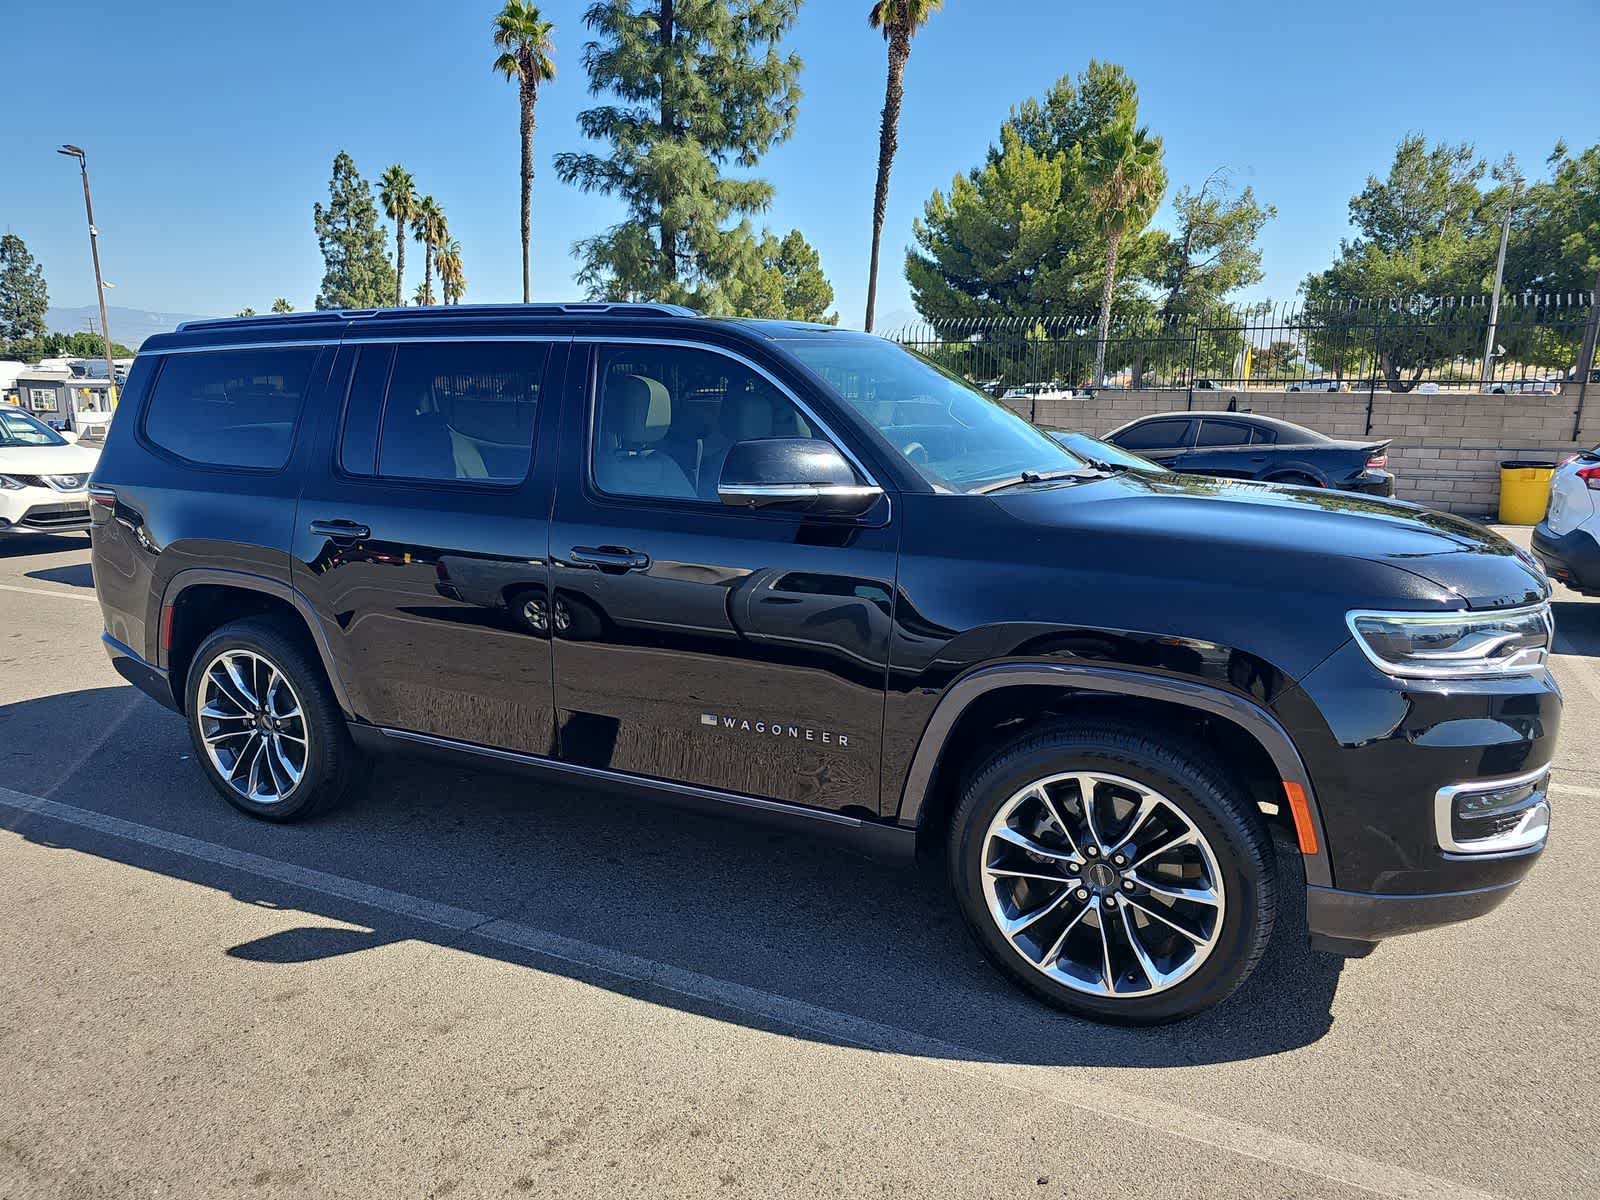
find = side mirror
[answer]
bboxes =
[58,429,80,444]
[717,437,882,516]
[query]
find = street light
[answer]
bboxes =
[57,144,119,410]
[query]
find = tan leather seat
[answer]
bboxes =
[595,374,696,499]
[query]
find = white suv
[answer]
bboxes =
[1532,448,1600,595]
[0,407,101,537]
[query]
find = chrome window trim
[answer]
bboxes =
[579,336,883,495]
[1434,765,1552,857]
[146,334,573,357]
[1343,601,1555,679]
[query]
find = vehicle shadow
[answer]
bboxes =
[25,562,94,589]
[0,533,90,559]
[0,684,1344,1067]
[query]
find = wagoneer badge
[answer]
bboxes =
[701,712,849,748]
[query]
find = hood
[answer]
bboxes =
[992,472,1547,611]
[0,441,101,479]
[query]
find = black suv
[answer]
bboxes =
[89,304,1559,1024]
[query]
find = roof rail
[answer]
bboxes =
[176,301,701,333]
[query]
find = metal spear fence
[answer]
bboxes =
[890,294,1598,400]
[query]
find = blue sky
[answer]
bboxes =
[7,0,1596,331]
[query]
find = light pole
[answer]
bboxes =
[1480,178,1522,391]
[57,144,118,409]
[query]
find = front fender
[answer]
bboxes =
[893,660,1333,888]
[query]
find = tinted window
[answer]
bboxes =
[1250,425,1278,445]
[592,344,816,501]
[785,337,1088,493]
[144,347,318,468]
[1195,419,1253,447]
[1114,419,1191,450]
[349,342,547,483]
[338,345,392,476]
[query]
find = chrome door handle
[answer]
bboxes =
[568,546,650,572]
[309,519,370,543]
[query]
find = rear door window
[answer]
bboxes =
[1114,418,1192,450]
[144,347,319,469]
[1195,419,1254,447]
[339,341,549,483]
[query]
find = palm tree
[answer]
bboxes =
[436,239,465,305]
[379,165,418,306]
[864,0,942,333]
[413,196,447,305]
[270,298,293,313]
[1084,120,1166,387]
[492,2,556,304]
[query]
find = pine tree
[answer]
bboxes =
[313,152,397,310]
[554,0,803,309]
[0,233,50,344]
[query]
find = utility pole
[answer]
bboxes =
[57,144,118,409]
[1480,178,1521,390]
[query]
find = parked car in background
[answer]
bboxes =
[1487,378,1562,395]
[1286,379,1347,392]
[1532,446,1600,594]
[1045,430,1169,474]
[0,406,100,537]
[1104,412,1395,495]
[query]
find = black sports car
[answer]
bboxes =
[1104,411,1394,496]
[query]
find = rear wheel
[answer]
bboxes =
[1265,471,1320,488]
[948,720,1276,1024]
[184,617,365,821]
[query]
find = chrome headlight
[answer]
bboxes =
[0,475,27,492]
[1346,603,1553,679]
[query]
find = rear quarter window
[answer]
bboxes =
[143,347,320,469]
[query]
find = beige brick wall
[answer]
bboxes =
[1015,386,1593,516]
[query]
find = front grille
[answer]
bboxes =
[18,503,92,530]
[4,474,45,488]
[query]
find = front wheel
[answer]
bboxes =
[948,720,1277,1024]
[184,617,365,821]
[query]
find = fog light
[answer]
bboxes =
[1435,769,1550,855]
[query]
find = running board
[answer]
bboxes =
[350,724,916,863]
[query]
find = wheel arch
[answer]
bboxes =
[895,661,1332,887]
[160,569,357,719]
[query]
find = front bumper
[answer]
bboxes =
[1531,521,1600,594]
[1275,637,1559,951]
[0,488,93,532]
[1306,878,1524,955]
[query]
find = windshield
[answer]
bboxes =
[783,336,1089,493]
[0,408,67,448]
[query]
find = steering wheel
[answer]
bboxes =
[901,441,930,465]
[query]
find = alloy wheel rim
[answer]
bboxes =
[980,770,1225,998]
[197,649,308,805]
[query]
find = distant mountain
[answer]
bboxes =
[46,305,217,348]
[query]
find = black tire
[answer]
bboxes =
[947,719,1277,1025]
[183,616,366,822]
[1264,471,1320,488]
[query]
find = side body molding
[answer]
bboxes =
[158,567,362,720]
[894,661,1332,888]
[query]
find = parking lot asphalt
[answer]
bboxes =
[0,528,1595,1200]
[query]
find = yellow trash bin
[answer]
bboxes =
[1498,460,1555,525]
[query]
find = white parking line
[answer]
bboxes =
[0,784,1497,1200]
[0,581,98,603]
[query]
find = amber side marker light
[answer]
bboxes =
[1283,781,1319,855]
